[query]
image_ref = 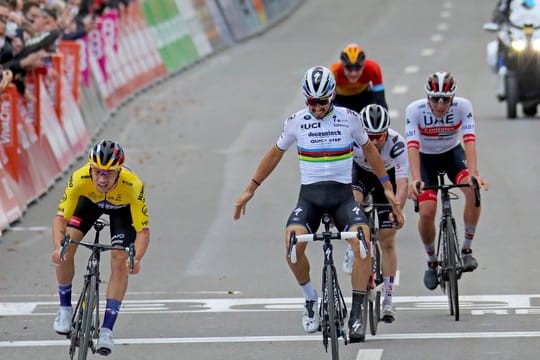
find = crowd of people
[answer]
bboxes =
[0,0,131,97]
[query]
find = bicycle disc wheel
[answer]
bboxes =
[78,276,98,359]
[446,221,460,321]
[326,266,339,359]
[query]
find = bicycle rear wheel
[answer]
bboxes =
[326,266,339,359]
[445,221,460,321]
[78,276,98,359]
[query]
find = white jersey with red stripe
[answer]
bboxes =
[353,128,409,179]
[405,97,476,154]
[276,105,369,185]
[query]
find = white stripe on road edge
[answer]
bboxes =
[3,331,540,348]
[357,349,383,360]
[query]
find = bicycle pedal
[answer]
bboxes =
[382,315,394,324]
[348,335,365,343]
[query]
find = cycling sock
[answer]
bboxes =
[102,299,122,331]
[352,290,366,312]
[383,276,394,304]
[300,281,317,302]
[424,243,436,261]
[462,225,476,250]
[58,284,72,307]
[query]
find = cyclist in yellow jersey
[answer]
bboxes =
[50,140,150,355]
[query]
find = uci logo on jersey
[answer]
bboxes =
[301,122,321,130]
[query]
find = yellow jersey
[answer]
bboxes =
[57,164,149,232]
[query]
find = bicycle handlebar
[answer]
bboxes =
[413,177,481,212]
[287,230,367,264]
[59,235,136,272]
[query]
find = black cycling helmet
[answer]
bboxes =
[88,140,125,170]
[359,104,390,133]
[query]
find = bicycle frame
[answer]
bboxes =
[288,214,366,360]
[60,219,135,360]
[415,172,480,321]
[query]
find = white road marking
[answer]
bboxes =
[404,65,419,74]
[392,85,408,94]
[3,331,540,348]
[7,226,49,232]
[2,294,539,316]
[388,109,400,120]
[437,23,448,31]
[357,349,384,360]
[440,10,451,18]
[431,34,443,42]
[421,48,435,56]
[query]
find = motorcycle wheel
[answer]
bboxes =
[523,104,537,117]
[505,75,518,119]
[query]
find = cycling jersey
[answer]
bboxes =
[276,105,369,185]
[57,164,149,233]
[405,97,476,154]
[329,59,385,96]
[353,128,408,179]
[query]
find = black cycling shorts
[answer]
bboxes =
[420,145,468,186]
[352,164,396,229]
[66,196,136,247]
[286,181,368,233]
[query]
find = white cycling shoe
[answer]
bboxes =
[53,306,72,334]
[302,298,320,333]
[97,328,114,355]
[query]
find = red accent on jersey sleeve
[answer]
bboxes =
[463,134,476,143]
[407,140,420,149]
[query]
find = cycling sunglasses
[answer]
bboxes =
[306,97,331,106]
[368,132,387,142]
[429,96,452,104]
[344,64,363,72]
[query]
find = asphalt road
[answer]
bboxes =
[2,0,540,359]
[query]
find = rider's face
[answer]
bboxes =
[306,97,332,119]
[90,167,120,193]
[428,95,453,118]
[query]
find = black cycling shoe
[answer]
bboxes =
[424,261,439,290]
[348,308,365,343]
[462,252,478,272]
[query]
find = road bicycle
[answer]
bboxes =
[287,214,367,360]
[60,218,135,360]
[414,172,480,321]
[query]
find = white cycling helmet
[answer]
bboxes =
[360,104,390,133]
[424,72,457,97]
[302,66,336,99]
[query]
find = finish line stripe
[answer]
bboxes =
[2,331,540,347]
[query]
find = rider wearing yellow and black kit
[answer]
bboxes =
[329,43,389,113]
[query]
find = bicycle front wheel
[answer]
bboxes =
[368,238,382,335]
[446,220,460,321]
[78,276,98,360]
[326,265,339,359]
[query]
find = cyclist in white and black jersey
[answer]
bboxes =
[234,66,404,343]
[406,72,489,291]
[342,104,408,322]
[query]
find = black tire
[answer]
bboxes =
[506,75,519,119]
[78,276,98,359]
[326,266,339,360]
[369,240,382,335]
[523,104,537,117]
[446,221,460,321]
[69,294,85,359]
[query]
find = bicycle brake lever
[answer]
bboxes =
[414,181,421,213]
[471,177,481,208]
[60,234,70,262]
[288,231,297,264]
[127,244,136,272]
[357,230,368,259]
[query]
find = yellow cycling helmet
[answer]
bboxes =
[88,140,125,171]
[340,43,366,66]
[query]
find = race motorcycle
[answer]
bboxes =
[484,2,540,118]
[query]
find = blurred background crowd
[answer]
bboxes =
[0,0,131,97]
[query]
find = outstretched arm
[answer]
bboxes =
[233,146,285,220]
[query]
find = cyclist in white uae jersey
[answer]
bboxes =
[342,104,408,323]
[406,72,489,291]
[233,66,404,343]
